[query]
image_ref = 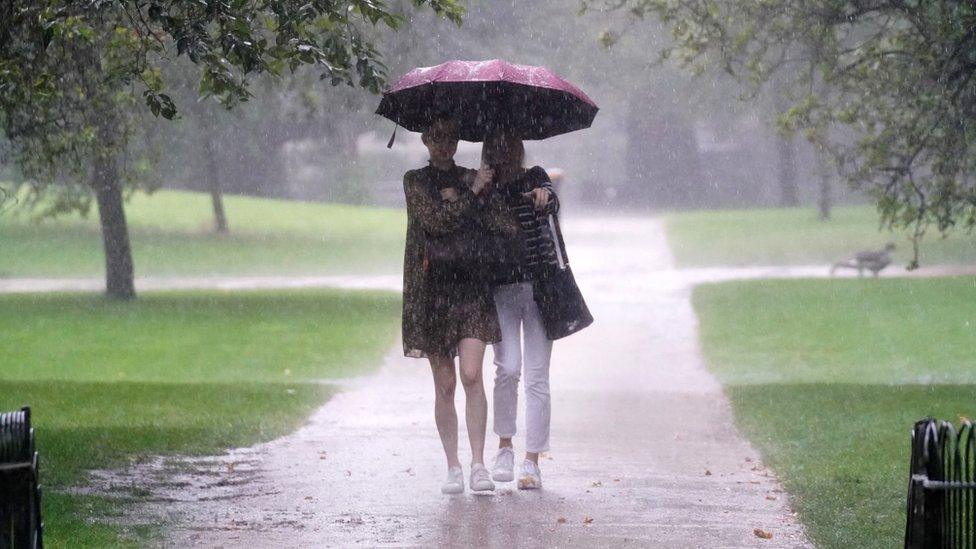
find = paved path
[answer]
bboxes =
[88,217,813,548]
[4,252,974,296]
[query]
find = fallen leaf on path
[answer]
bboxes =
[591,481,602,487]
[745,457,753,462]
[344,470,352,476]
[613,478,620,482]
[319,452,328,460]
[754,528,773,539]
[704,469,712,476]
[304,496,313,500]
[226,462,236,472]
[583,517,594,524]
[401,468,413,475]
[765,495,777,501]
[557,517,567,524]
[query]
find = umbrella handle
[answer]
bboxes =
[387,124,398,149]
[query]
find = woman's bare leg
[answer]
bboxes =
[429,354,460,468]
[457,337,488,465]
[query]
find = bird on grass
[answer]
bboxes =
[830,243,896,277]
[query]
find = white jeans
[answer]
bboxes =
[492,282,553,453]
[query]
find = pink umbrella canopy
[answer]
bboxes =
[376,59,599,142]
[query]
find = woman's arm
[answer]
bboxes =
[527,166,560,215]
[404,171,478,237]
[482,192,521,238]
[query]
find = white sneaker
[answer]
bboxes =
[517,459,542,490]
[441,466,464,494]
[492,447,515,482]
[469,463,496,492]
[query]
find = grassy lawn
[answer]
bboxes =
[0,189,406,277]
[692,278,976,548]
[0,289,400,547]
[666,205,976,267]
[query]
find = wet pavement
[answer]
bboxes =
[82,216,816,548]
[4,237,974,295]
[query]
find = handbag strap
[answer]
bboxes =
[546,214,567,270]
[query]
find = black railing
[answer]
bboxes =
[906,418,976,549]
[0,406,43,549]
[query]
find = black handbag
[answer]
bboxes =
[426,228,522,281]
[532,264,592,340]
[528,211,593,340]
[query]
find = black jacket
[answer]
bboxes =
[493,167,592,340]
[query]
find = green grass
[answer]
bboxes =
[0,290,401,547]
[666,205,976,267]
[0,189,406,277]
[692,278,976,548]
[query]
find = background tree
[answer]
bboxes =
[141,0,828,214]
[584,0,976,266]
[0,0,463,298]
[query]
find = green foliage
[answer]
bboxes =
[0,0,464,214]
[587,0,976,266]
[693,278,976,547]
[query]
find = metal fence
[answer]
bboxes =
[0,406,42,549]
[906,418,976,549]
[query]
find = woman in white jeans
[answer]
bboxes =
[481,132,559,489]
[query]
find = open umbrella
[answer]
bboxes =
[376,59,598,143]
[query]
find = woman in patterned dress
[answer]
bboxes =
[400,116,500,494]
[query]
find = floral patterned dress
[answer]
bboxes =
[401,162,504,359]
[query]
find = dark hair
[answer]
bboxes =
[482,132,524,169]
[422,116,459,139]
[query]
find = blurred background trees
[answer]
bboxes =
[585,0,976,266]
[4,0,971,290]
[0,0,463,297]
[2,0,856,227]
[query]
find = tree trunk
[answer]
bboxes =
[209,178,228,233]
[776,133,800,207]
[203,138,228,233]
[92,151,135,300]
[78,39,135,299]
[817,162,832,221]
